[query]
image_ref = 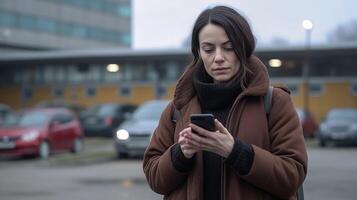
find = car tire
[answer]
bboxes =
[117,152,128,159]
[71,138,83,154]
[319,138,326,147]
[39,141,50,159]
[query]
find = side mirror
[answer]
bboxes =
[50,121,60,129]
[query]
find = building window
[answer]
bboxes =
[351,83,357,96]
[72,26,88,37]
[117,5,131,17]
[0,10,129,45]
[53,88,64,98]
[286,83,299,96]
[155,85,166,98]
[37,18,56,33]
[0,12,17,27]
[146,65,158,81]
[165,62,179,81]
[68,0,87,7]
[119,85,131,97]
[18,15,36,30]
[22,87,33,100]
[309,83,324,96]
[87,0,103,10]
[86,87,96,98]
[121,33,131,45]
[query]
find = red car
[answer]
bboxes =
[296,108,318,138]
[0,108,83,159]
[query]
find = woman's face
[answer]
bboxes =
[198,23,240,83]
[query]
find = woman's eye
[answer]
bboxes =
[203,48,214,53]
[224,47,234,51]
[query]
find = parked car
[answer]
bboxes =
[81,103,137,137]
[0,104,14,127]
[318,108,357,147]
[295,108,318,138]
[35,100,86,119]
[113,100,169,158]
[0,108,83,159]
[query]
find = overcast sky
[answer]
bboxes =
[132,0,357,49]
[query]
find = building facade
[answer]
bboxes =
[1,46,357,122]
[0,0,131,51]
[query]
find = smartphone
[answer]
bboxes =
[190,114,215,131]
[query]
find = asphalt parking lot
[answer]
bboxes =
[1,138,357,200]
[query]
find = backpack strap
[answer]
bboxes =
[263,86,304,200]
[297,185,304,200]
[172,107,180,123]
[264,86,274,115]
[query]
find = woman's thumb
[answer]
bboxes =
[214,119,228,134]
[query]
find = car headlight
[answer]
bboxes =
[21,130,40,142]
[319,123,327,132]
[116,129,129,140]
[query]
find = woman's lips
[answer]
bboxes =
[213,67,229,74]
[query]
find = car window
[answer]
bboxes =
[98,105,117,116]
[327,109,357,122]
[18,111,48,127]
[132,101,168,120]
[61,113,74,124]
[1,113,19,126]
[122,105,136,113]
[0,107,11,119]
[52,113,74,124]
[86,104,117,116]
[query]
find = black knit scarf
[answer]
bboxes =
[192,65,242,200]
[193,64,242,121]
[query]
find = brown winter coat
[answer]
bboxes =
[143,55,308,200]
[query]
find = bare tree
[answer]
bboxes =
[327,19,357,42]
[270,37,290,46]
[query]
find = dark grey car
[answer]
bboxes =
[113,100,169,158]
[81,103,137,137]
[318,108,357,146]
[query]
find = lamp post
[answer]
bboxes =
[302,19,313,113]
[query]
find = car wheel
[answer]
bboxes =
[117,152,128,159]
[319,138,326,147]
[72,138,83,154]
[39,141,50,159]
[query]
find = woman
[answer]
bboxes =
[143,5,307,200]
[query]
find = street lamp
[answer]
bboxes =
[302,19,313,114]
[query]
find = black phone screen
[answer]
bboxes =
[190,114,215,131]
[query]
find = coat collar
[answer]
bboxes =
[173,55,270,110]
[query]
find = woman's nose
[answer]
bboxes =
[214,49,224,64]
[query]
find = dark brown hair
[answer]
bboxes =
[190,6,256,87]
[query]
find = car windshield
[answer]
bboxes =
[16,111,49,127]
[132,101,168,120]
[1,113,19,126]
[86,104,117,116]
[326,109,357,122]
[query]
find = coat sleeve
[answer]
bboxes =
[143,101,189,195]
[240,88,308,199]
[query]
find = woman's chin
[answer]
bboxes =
[213,75,232,83]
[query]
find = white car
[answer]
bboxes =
[113,100,169,158]
[318,108,357,147]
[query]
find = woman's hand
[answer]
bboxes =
[187,119,234,158]
[178,127,199,158]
